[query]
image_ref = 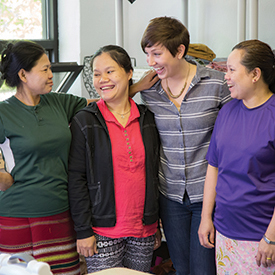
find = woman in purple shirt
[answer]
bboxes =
[198,39,275,274]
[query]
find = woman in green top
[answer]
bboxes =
[0,41,87,275]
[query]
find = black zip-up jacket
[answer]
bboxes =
[68,102,160,239]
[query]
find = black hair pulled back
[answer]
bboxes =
[0,41,45,88]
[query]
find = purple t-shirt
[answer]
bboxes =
[206,95,275,241]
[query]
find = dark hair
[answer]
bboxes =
[233,39,275,93]
[0,41,45,88]
[91,45,133,86]
[141,16,190,58]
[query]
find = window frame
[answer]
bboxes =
[0,0,59,63]
[0,0,84,95]
[39,0,59,62]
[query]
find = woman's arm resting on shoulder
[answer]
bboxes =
[256,207,275,268]
[86,98,99,105]
[198,164,218,249]
[77,236,98,257]
[129,69,159,98]
[0,170,14,191]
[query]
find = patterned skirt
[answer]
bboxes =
[216,230,275,275]
[0,210,80,275]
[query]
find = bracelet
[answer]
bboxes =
[263,235,275,245]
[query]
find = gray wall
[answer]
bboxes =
[58,0,275,97]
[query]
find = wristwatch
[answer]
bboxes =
[263,235,275,245]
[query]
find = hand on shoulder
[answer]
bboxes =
[130,69,159,97]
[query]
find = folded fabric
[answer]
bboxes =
[206,61,227,72]
[187,43,216,61]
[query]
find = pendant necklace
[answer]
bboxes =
[108,107,131,119]
[166,63,190,99]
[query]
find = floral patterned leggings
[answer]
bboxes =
[216,231,275,275]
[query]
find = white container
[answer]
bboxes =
[0,253,53,275]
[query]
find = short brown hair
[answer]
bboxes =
[141,16,190,58]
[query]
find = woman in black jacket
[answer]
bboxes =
[68,45,161,273]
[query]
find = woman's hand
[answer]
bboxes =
[0,171,14,191]
[77,236,98,257]
[198,165,218,249]
[154,228,162,250]
[129,69,159,97]
[198,217,215,249]
[256,238,275,267]
[256,208,275,267]
[137,69,159,90]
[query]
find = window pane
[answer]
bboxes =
[0,81,15,101]
[0,0,43,40]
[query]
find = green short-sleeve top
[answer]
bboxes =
[0,92,87,217]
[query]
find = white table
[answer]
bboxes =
[89,267,149,274]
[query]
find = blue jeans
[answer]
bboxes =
[159,192,216,275]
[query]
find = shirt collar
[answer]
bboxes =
[97,98,140,125]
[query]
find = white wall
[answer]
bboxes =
[258,0,275,46]
[58,0,275,97]
[58,0,83,97]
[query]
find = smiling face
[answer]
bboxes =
[225,49,255,100]
[144,43,182,79]
[23,53,53,95]
[92,52,133,104]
